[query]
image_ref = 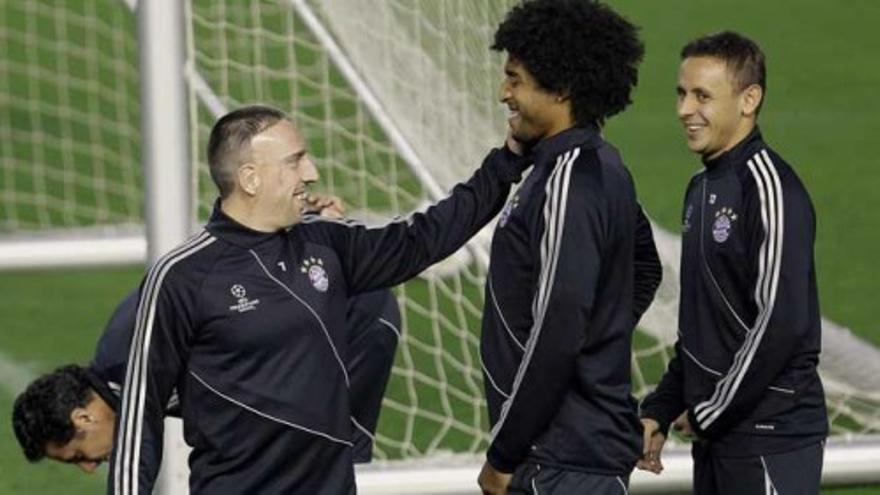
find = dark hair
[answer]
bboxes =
[207,105,289,198]
[492,0,644,125]
[681,31,766,112]
[12,364,93,462]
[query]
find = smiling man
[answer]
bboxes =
[100,104,528,494]
[637,32,827,494]
[476,1,661,494]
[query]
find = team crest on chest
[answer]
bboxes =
[712,207,738,243]
[228,284,260,313]
[498,194,520,228]
[301,257,329,292]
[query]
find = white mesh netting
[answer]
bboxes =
[0,0,141,233]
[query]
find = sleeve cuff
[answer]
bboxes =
[640,413,671,437]
[687,407,707,438]
[486,444,519,474]
[638,403,674,437]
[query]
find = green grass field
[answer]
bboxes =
[1,0,878,493]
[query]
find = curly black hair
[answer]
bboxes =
[492,0,644,125]
[12,364,93,462]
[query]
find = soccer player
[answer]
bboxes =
[103,104,528,494]
[477,1,659,493]
[638,31,827,494]
[11,285,399,474]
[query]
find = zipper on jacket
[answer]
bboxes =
[699,177,749,334]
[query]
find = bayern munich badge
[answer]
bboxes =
[712,207,738,243]
[301,257,329,292]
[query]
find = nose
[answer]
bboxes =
[302,156,319,183]
[78,461,99,473]
[677,94,694,121]
[498,80,511,104]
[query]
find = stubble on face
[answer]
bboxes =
[249,121,316,228]
[500,56,571,146]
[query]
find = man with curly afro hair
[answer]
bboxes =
[477,1,658,493]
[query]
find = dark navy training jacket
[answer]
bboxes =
[482,125,661,475]
[89,284,400,466]
[641,128,827,457]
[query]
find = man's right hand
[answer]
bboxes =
[305,192,346,219]
[636,417,666,474]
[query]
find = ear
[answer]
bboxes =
[69,406,92,429]
[740,83,763,117]
[237,163,261,196]
[555,88,571,103]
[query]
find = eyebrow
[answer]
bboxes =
[282,150,307,163]
[678,85,710,95]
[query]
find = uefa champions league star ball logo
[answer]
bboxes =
[228,284,260,313]
[301,257,329,292]
[230,284,247,299]
[712,207,738,243]
[499,194,520,228]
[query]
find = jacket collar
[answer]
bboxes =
[531,123,605,167]
[702,126,765,178]
[205,199,286,249]
[85,368,119,411]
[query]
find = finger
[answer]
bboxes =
[636,457,662,474]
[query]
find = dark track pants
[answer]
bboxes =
[508,462,629,494]
[692,441,824,494]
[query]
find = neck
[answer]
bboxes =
[542,114,577,141]
[220,195,279,233]
[88,392,116,422]
[707,120,756,160]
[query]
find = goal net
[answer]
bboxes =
[1,0,878,492]
[0,0,144,268]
